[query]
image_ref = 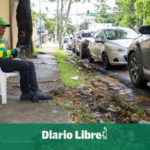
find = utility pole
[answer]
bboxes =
[39,0,42,48]
[143,7,145,25]
[55,0,59,43]
[76,2,78,32]
[59,0,63,49]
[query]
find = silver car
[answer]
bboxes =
[88,27,138,69]
[66,37,73,50]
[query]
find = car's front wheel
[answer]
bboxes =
[128,53,145,87]
[102,53,111,69]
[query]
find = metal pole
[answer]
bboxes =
[55,0,59,42]
[143,7,145,25]
[76,2,78,32]
[39,0,42,47]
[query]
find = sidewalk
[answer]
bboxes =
[0,43,69,123]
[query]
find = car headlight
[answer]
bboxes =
[110,47,125,51]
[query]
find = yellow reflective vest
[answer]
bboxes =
[0,38,16,59]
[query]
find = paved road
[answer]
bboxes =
[83,59,150,98]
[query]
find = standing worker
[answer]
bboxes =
[0,18,52,102]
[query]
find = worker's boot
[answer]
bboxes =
[32,90,53,102]
[20,93,32,101]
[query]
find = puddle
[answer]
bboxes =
[33,61,57,65]
[52,110,60,114]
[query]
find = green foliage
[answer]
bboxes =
[115,0,137,29]
[137,109,144,116]
[115,0,150,29]
[33,44,40,55]
[94,0,114,24]
[44,18,56,36]
[80,21,90,30]
[135,0,150,25]
[50,99,96,123]
[94,0,110,14]
[95,13,115,23]
[31,3,39,24]
[67,23,76,34]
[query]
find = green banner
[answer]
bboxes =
[0,124,150,150]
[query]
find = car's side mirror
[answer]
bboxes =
[95,38,104,43]
[139,25,150,34]
[78,36,81,39]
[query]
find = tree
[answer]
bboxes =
[16,0,34,57]
[44,0,89,49]
[80,21,90,30]
[94,0,111,24]
[135,0,150,26]
[45,18,56,36]
[115,0,137,29]
[61,0,90,49]
[95,13,115,24]
[31,4,39,25]
[67,20,76,35]
[94,0,110,14]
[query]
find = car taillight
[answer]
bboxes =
[73,39,76,43]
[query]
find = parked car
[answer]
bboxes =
[64,37,68,43]
[75,30,94,58]
[88,27,138,69]
[66,37,73,50]
[72,32,79,53]
[128,25,150,87]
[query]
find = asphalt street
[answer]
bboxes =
[85,59,150,98]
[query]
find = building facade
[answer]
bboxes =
[0,0,18,49]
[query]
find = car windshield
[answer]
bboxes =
[104,28,138,40]
[81,32,93,37]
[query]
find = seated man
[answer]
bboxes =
[0,17,52,102]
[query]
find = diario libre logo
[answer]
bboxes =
[42,127,107,140]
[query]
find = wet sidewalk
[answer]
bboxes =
[0,44,69,123]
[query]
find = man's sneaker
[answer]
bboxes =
[32,90,53,102]
[20,93,32,101]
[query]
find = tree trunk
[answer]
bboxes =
[64,1,72,36]
[16,0,35,58]
[61,1,72,49]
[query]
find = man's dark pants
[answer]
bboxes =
[0,59,38,94]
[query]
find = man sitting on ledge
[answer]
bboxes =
[0,17,52,102]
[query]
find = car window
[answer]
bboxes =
[81,32,93,37]
[93,32,99,38]
[104,28,138,40]
[96,31,103,39]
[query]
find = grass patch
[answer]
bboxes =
[51,49,96,123]
[52,49,86,88]
[34,48,40,55]
[49,99,96,123]
[33,44,40,55]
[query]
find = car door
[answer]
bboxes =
[89,31,100,58]
[140,35,150,70]
[94,31,104,60]
[89,32,98,57]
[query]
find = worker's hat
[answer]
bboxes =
[0,18,10,27]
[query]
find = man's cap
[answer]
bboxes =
[0,18,10,27]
